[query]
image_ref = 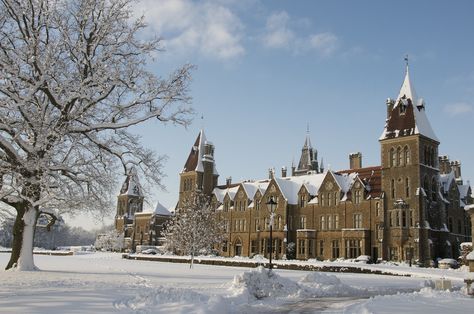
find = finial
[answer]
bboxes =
[404,54,409,72]
[200,114,204,129]
[306,123,310,134]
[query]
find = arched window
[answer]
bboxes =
[334,192,338,205]
[404,146,410,165]
[328,193,332,206]
[376,202,380,216]
[320,193,325,206]
[423,176,430,200]
[277,215,282,230]
[390,147,396,167]
[397,147,402,166]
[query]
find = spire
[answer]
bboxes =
[182,130,205,173]
[120,166,143,196]
[397,58,417,103]
[304,123,312,148]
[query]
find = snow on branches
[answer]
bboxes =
[163,192,225,267]
[0,0,194,269]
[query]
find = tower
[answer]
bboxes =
[379,63,442,264]
[179,130,219,207]
[293,128,321,176]
[115,167,144,243]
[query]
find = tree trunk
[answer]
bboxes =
[5,205,39,271]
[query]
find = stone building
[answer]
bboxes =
[177,65,472,265]
[114,168,171,251]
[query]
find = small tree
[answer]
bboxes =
[94,229,123,252]
[0,0,193,270]
[163,192,224,268]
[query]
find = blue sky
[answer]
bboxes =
[70,0,474,229]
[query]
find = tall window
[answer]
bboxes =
[395,211,400,227]
[376,202,380,216]
[402,210,407,228]
[334,192,338,205]
[390,147,396,167]
[405,177,410,198]
[391,179,395,199]
[300,194,306,208]
[431,178,437,201]
[404,146,410,165]
[328,215,333,229]
[299,216,307,229]
[397,146,402,166]
[255,199,260,211]
[448,217,453,232]
[346,240,361,258]
[354,214,362,229]
[319,240,324,256]
[320,193,325,207]
[409,209,414,227]
[320,215,326,230]
[328,193,332,206]
[277,215,282,230]
[354,190,361,204]
[298,240,306,255]
[334,215,339,229]
[332,240,340,258]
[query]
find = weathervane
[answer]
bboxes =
[404,54,409,72]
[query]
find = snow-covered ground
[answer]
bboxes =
[0,252,473,313]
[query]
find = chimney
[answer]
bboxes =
[226,176,232,187]
[268,168,275,179]
[386,98,394,119]
[281,166,287,178]
[452,161,463,184]
[349,152,362,170]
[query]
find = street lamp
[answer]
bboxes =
[266,196,277,270]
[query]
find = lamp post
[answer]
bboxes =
[266,196,277,270]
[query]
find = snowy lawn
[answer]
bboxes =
[0,252,473,313]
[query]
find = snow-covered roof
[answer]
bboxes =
[119,167,143,197]
[380,68,439,142]
[182,129,218,175]
[152,201,171,216]
[439,171,456,193]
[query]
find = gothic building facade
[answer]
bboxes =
[114,168,171,251]
[176,66,472,265]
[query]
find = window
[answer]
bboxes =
[354,189,361,204]
[405,178,410,198]
[409,209,414,227]
[334,215,339,229]
[332,240,340,258]
[390,247,398,260]
[320,215,326,230]
[334,192,338,205]
[320,193,325,207]
[402,210,407,228]
[319,240,324,256]
[251,240,257,253]
[255,219,260,231]
[298,239,306,255]
[255,199,260,211]
[431,178,437,201]
[391,179,395,199]
[448,217,453,232]
[397,147,402,166]
[328,215,333,229]
[299,216,307,229]
[354,214,362,229]
[277,215,282,230]
[328,193,332,206]
[224,220,229,232]
[389,211,394,227]
[300,194,307,208]
[390,147,396,167]
[404,146,410,165]
[308,240,314,256]
[346,240,361,258]
[395,211,400,227]
[222,240,228,252]
[376,202,380,216]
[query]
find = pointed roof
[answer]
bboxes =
[295,131,319,175]
[380,66,439,142]
[182,130,218,174]
[119,166,143,197]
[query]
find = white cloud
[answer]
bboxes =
[261,11,339,57]
[309,32,339,57]
[262,11,294,48]
[443,102,473,116]
[135,0,245,60]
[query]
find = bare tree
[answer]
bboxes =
[163,192,225,268]
[0,0,193,270]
